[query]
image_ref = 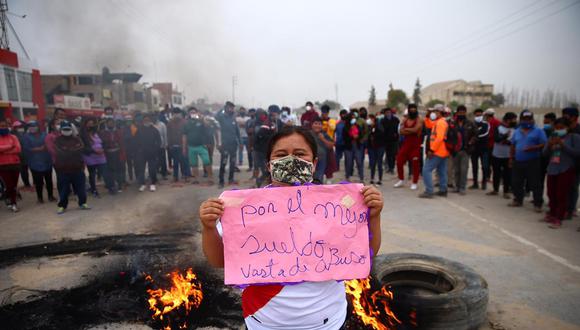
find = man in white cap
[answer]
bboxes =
[419,104,450,198]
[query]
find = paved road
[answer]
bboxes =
[0,164,579,329]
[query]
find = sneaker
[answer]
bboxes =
[468,184,479,190]
[149,185,156,192]
[80,204,91,210]
[37,198,44,204]
[394,180,405,188]
[228,180,239,186]
[486,191,498,196]
[369,180,375,185]
[418,192,434,199]
[376,181,383,186]
[117,189,123,193]
[508,201,522,207]
[57,207,66,215]
[459,190,467,196]
[9,204,19,213]
[436,191,448,197]
[503,193,511,200]
[326,179,333,185]
[410,183,418,190]
[548,220,562,229]
[218,183,225,189]
[48,196,56,202]
[534,206,542,213]
[139,185,146,192]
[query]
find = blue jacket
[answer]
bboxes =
[22,132,53,172]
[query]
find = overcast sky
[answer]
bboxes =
[8,0,580,108]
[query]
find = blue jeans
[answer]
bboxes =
[87,163,106,193]
[57,171,87,209]
[168,145,188,180]
[238,137,252,168]
[422,156,448,194]
[335,145,345,171]
[368,147,385,181]
[345,144,364,181]
[314,154,328,183]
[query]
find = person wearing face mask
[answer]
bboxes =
[182,108,213,185]
[100,118,124,194]
[368,114,385,185]
[215,101,241,188]
[538,113,557,200]
[320,105,338,184]
[344,109,366,182]
[448,105,477,195]
[543,117,580,228]
[0,116,22,212]
[300,101,318,129]
[80,118,107,197]
[121,114,137,184]
[509,110,547,211]
[488,112,517,198]
[380,107,400,175]
[22,121,55,203]
[469,109,491,190]
[167,108,188,182]
[311,116,335,183]
[12,121,31,190]
[253,109,275,188]
[134,113,162,192]
[52,120,91,214]
[152,113,168,180]
[419,104,450,198]
[199,125,384,330]
[561,107,580,219]
[394,104,423,190]
[246,108,257,175]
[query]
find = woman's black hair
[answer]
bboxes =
[266,126,318,161]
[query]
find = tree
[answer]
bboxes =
[412,78,422,105]
[425,99,445,108]
[386,89,409,110]
[480,100,493,110]
[369,85,377,106]
[491,93,505,107]
[449,100,459,111]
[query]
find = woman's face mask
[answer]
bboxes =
[555,129,567,137]
[350,118,356,125]
[429,112,437,121]
[61,129,73,136]
[270,155,314,185]
[474,115,483,123]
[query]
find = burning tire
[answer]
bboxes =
[371,253,488,330]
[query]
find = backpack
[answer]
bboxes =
[445,121,462,156]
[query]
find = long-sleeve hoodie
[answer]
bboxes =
[53,135,85,173]
[134,125,161,158]
[425,117,450,158]
[0,133,21,168]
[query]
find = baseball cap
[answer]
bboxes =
[484,108,495,116]
[59,120,73,129]
[520,109,533,118]
[433,104,445,112]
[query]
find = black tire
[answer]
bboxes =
[371,253,488,330]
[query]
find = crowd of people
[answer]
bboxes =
[1,101,579,230]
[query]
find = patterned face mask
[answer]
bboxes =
[270,155,314,185]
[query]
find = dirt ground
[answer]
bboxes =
[0,156,579,329]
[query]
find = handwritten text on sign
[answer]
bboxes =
[219,183,370,285]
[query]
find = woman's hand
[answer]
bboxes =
[199,198,224,230]
[362,186,383,218]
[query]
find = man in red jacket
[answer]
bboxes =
[300,101,318,129]
[0,116,22,212]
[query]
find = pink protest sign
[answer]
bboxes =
[219,183,370,286]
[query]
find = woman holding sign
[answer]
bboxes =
[200,126,384,330]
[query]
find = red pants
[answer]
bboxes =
[0,168,20,204]
[397,141,421,183]
[547,167,576,220]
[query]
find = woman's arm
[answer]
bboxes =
[200,198,226,268]
[362,186,383,255]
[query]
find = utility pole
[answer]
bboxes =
[232,75,238,103]
[0,0,9,49]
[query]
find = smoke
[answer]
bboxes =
[9,0,242,103]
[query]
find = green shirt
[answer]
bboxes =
[182,120,207,147]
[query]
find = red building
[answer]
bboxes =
[0,48,45,125]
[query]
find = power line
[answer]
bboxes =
[409,0,580,77]
[6,17,30,59]
[407,0,546,66]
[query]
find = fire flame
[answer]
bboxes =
[345,278,401,330]
[145,268,203,328]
